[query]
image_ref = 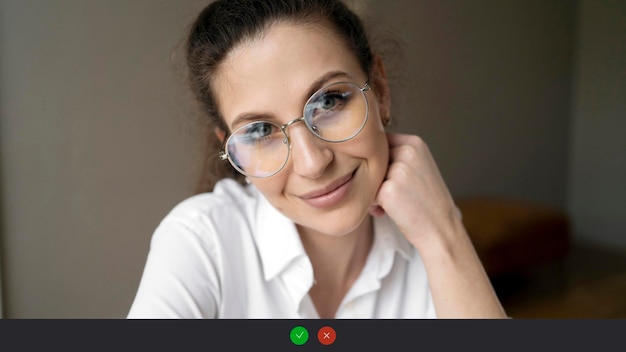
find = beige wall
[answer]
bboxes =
[368,0,576,209]
[0,0,206,317]
[0,0,623,318]
[567,0,626,248]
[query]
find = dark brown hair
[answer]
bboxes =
[186,0,375,192]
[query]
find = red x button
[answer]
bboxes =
[317,326,336,345]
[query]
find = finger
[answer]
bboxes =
[368,204,386,217]
[385,132,406,148]
[387,132,424,148]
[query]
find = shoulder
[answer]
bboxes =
[148,178,261,252]
[129,179,261,318]
[140,179,262,284]
[163,179,258,229]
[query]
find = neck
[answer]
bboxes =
[297,215,374,318]
[298,216,374,279]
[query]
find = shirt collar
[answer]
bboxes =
[373,213,414,264]
[253,190,308,282]
[252,188,414,282]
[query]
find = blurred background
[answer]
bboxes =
[0,0,624,318]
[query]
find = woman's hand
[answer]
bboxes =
[372,132,507,318]
[371,133,461,249]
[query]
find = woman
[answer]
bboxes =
[128,0,507,319]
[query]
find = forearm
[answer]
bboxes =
[378,133,508,318]
[415,217,507,319]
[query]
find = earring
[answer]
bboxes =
[245,177,251,185]
[383,114,392,126]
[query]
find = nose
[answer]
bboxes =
[286,122,333,179]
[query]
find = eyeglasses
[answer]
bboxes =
[219,81,370,178]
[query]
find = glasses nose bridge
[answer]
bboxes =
[280,116,306,135]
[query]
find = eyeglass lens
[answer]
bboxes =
[225,82,368,178]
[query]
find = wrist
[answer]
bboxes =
[407,207,470,258]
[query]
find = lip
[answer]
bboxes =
[298,170,356,208]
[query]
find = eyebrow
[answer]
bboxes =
[229,70,354,130]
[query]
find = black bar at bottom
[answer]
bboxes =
[0,319,622,351]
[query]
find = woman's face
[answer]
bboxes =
[213,22,390,237]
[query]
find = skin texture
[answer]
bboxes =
[214,23,389,239]
[213,21,506,319]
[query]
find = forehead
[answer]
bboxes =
[213,21,365,128]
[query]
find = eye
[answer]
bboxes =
[234,121,280,145]
[306,88,352,120]
[245,122,274,138]
[320,94,339,110]
[314,90,348,111]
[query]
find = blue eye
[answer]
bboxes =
[320,94,339,110]
[306,88,352,120]
[245,122,273,138]
[314,90,348,111]
[234,122,280,146]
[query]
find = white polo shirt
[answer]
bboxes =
[128,179,436,318]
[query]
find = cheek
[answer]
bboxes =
[357,117,389,169]
[360,119,390,190]
[369,137,390,185]
[251,175,289,211]
[339,117,389,193]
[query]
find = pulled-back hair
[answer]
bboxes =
[186,0,374,192]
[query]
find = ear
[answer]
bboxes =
[370,54,391,124]
[215,127,227,143]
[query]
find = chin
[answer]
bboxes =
[299,207,371,237]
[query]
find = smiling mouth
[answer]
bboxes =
[298,170,356,208]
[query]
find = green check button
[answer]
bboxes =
[290,326,309,345]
